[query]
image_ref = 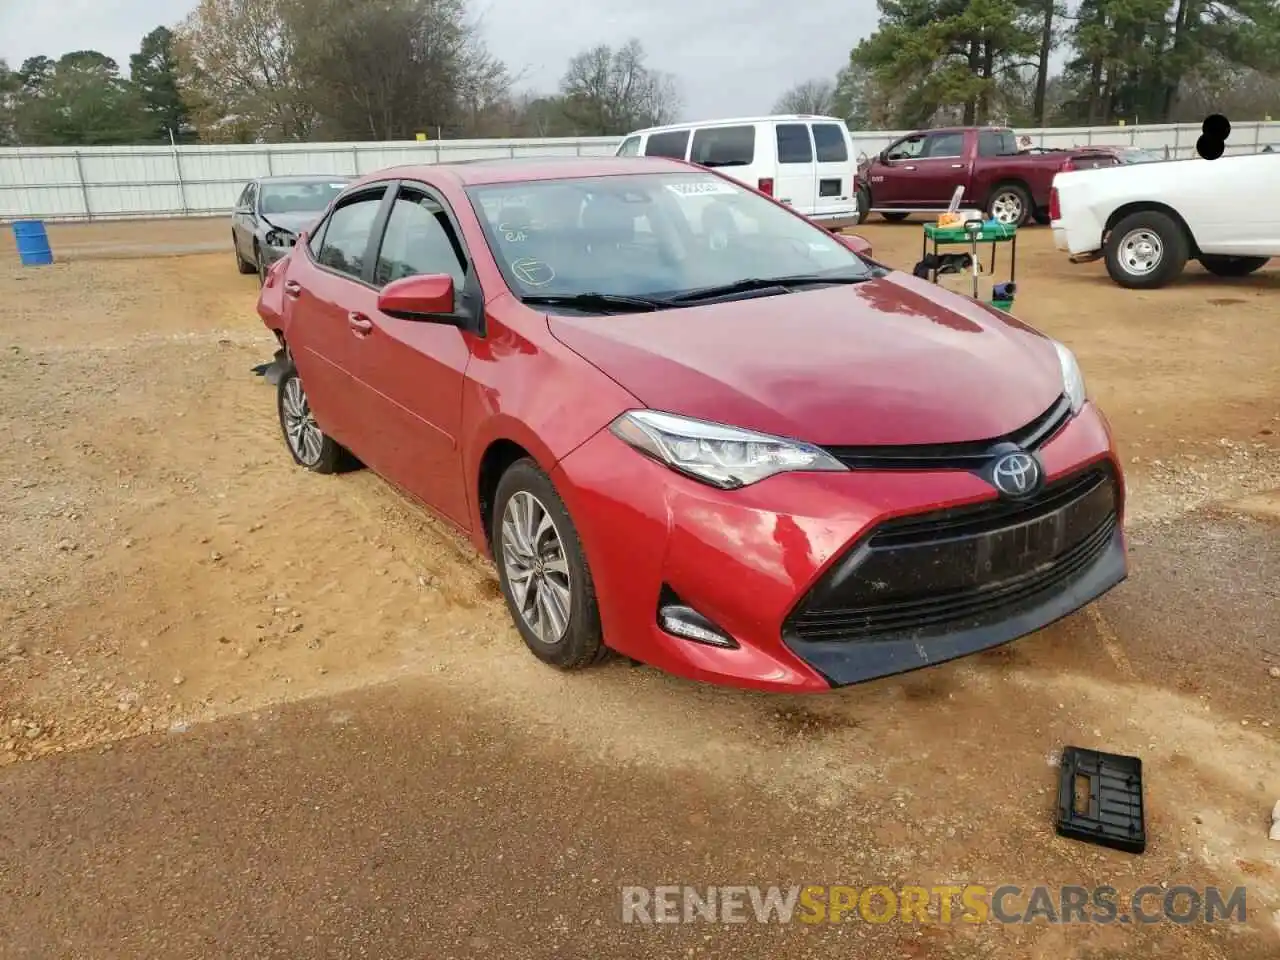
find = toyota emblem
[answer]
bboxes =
[990,451,1042,498]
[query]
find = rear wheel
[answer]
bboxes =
[1198,255,1269,277]
[256,244,268,286]
[988,183,1031,226]
[492,458,606,670]
[1104,211,1189,289]
[881,212,910,223]
[276,364,347,474]
[1032,209,1052,226]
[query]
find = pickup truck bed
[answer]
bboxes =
[855,127,1118,226]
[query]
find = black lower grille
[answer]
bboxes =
[786,466,1118,644]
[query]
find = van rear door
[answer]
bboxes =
[773,122,816,213]
[809,121,856,222]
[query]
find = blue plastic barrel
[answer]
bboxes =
[12,220,54,266]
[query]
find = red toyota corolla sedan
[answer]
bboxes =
[256,155,1127,693]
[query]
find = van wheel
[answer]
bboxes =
[1197,255,1269,277]
[881,212,910,223]
[1104,211,1189,289]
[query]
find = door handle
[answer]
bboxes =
[950,163,964,168]
[284,280,302,299]
[903,165,916,171]
[348,312,374,336]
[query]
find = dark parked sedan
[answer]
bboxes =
[232,175,351,282]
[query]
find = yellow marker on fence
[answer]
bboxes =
[415,132,427,142]
[1117,120,1125,127]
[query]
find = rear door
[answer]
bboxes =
[280,183,394,450]
[688,124,757,188]
[341,183,475,527]
[809,121,856,219]
[773,122,816,212]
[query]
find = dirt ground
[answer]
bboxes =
[1,217,1279,957]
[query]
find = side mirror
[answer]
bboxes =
[377,273,456,321]
[837,233,873,257]
[878,149,889,163]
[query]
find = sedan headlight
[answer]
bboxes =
[1053,341,1087,414]
[609,410,847,490]
[265,229,295,249]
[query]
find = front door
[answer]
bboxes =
[869,133,928,206]
[909,130,970,207]
[773,122,816,213]
[344,183,474,528]
[232,182,257,260]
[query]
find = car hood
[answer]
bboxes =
[547,273,1066,446]
[260,212,321,235]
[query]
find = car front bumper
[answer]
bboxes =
[552,401,1127,693]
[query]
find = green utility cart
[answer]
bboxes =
[921,219,1019,310]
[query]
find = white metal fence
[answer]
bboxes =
[2,121,1276,222]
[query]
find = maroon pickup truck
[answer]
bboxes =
[855,127,1118,226]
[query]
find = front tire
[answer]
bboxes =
[276,364,346,474]
[1104,211,1189,289]
[1198,254,1269,277]
[492,458,605,670]
[235,235,256,275]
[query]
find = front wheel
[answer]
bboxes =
[1198,255,1269,277]
[1104,211,1189,289]
[276,365,347,474]
[234,235,256,275]
[493,458,606,670]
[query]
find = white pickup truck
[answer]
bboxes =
[1050,151,1278,288]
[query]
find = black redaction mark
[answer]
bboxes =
[1196,114,1230,161]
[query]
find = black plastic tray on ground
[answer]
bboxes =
[1055,746,1146,854]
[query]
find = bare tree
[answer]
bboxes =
[175,0,315,141]
[559,40,681,135]
[772,78,836,116]
[286,0,510,140]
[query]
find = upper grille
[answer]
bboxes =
[823,394,1073,471]
[785,465,1118,644]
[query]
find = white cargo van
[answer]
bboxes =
[615,115,859,229]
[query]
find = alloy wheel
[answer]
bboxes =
[500,490,572,644]
[280,375,323,466]
[991,192,1023,225]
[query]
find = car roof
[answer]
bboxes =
[627,115,848,137]
[351,155,698,188]
[255,175,353,185]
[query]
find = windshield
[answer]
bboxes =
[259,180,348,216]
[465,172,876,308]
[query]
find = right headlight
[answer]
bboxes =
[608,410,847,490]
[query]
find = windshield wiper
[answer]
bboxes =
[520,292,674,313]
[668,273,874,304]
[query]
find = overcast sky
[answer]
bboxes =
[0,0,874,123]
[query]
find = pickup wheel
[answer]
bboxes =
[1197,255,1269,277]
[987,184,1031,226]
[855,186,871,225]
[881,212,910,223]
[1032,210,1052,226]
[1104,211,1189,289]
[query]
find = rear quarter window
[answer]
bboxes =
[811,124,848,163]
[645,130,690,159]
[978,131,1017,157]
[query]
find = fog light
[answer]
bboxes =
[657,587,738,649]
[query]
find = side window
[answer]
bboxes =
[645,129,690,159]
[690,125,756,167]
[776,124,814,164]
[374,189,467,289]
[617,136,642,157]
[244,183,257,212]
[811,124,849,163]
[885,135,925,161]
[316,194,384,279]
[978,130,1017,157]
[925,132,965,158]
